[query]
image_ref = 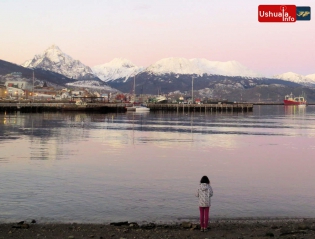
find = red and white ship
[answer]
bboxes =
[284,93,307,105]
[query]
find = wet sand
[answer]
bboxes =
[1,218,315,239]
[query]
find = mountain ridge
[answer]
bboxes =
[145,57,262,77]
[20,45,315,87]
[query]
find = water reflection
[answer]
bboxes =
[1,107,315,222]
[284,105,306,116]
[1,109,315,148]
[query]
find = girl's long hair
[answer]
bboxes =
[200,175,210,184]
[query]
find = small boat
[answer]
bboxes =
[126,104,150,112]
[126,75,150,112]
[284,93,307,105]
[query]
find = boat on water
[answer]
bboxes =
[284,93,307,105]
[126,75,150,112]
[126,104,150,112]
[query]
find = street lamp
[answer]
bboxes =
[192,76,196,104]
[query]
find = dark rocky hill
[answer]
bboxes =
[107,72,315,102]
[108,72,302,94]
[0,59,76,86]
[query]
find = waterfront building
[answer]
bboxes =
[0,85,7,98]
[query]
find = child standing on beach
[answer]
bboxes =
[196,175,213,232]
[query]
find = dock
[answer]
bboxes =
[0,102,253,113]
[148,103,253,112]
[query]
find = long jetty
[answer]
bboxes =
[0,102,253,113]
[149,103,253,112]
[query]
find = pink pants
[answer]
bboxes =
[199,207,210,228]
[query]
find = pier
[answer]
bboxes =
[0,102,125,113]
[149,103,253,112]
[0,102,253,113]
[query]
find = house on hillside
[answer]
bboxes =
[5,80,31,90]
[4,72,32,90]
[10,72,22,78]
[71,90,85,97]
[61,91,70,99]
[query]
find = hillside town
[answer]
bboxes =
[0,72,207,104]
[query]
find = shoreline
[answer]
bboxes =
[1,218,315,239]
[0,216,310,225]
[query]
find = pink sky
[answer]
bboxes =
[0,0,314,76]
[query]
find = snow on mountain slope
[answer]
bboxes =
[273,72,315,84]
[145,57,261,77]
[22,45,94,79]
[66,80,117,91]
[146,57,204,75]
[190,59,261,77]
[92,58,143,82]
[306,74,315,81]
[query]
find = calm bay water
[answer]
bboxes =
[0,105,315,223]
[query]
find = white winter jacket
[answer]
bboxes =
[196,183,213,207]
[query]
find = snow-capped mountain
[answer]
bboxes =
[146,57,204,75]
[22,45,94,80]
[145,57,261,77]
[273,72,315,85]
[92,57,261,82]
[92,58,143,82]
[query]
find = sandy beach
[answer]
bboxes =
[1,218,315,239]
